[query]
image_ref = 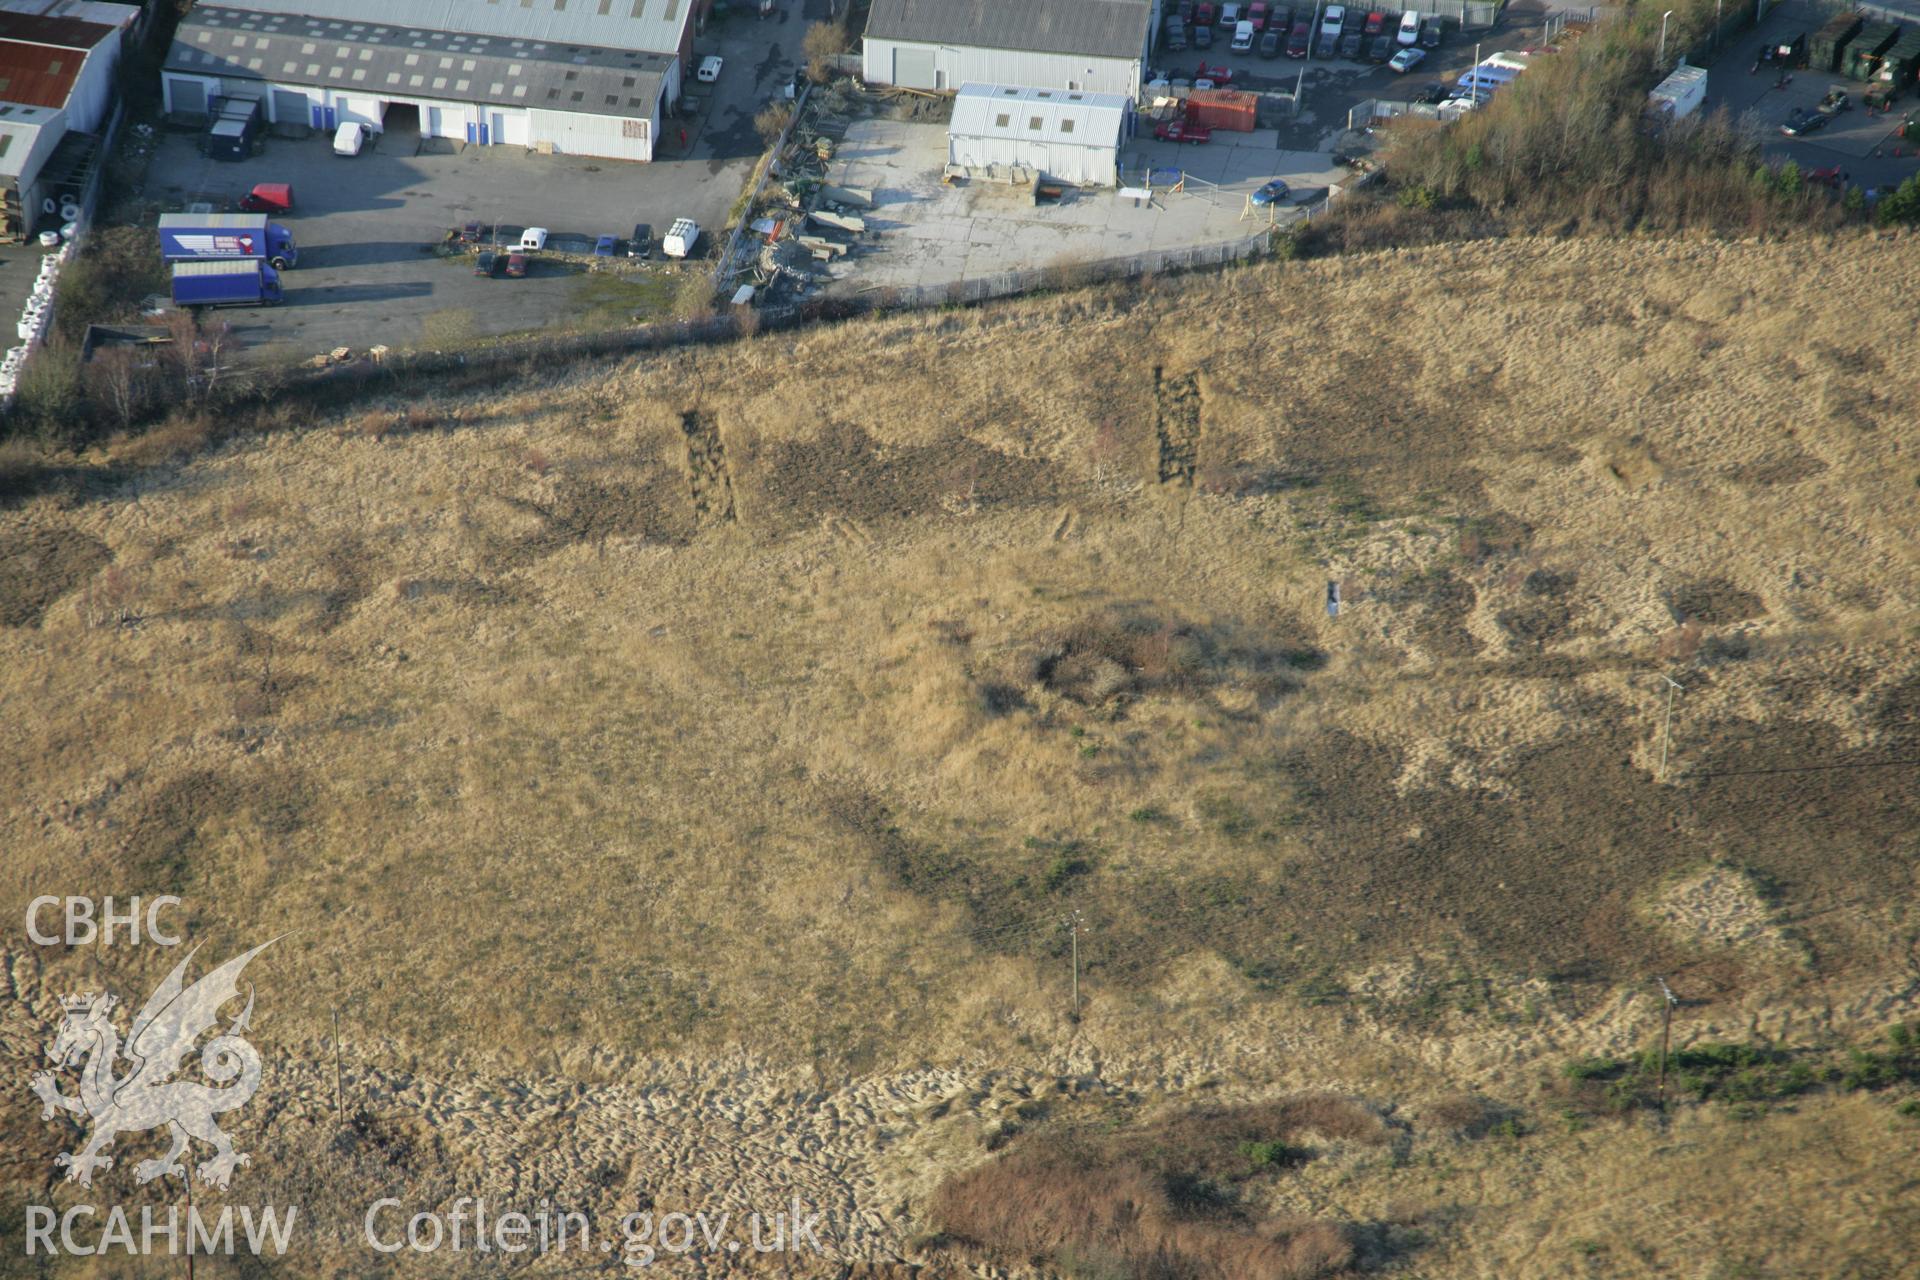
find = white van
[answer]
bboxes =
[1398,10,1421,45]
[1231,18,1255,50]
[519,226,549,251]
[332,122,367,156]
[662,218,700,258]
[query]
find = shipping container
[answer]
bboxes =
[1648,62,1708,120]
[1843,21,1899,79]
[1184,88,1259,131]
[1878,30,1920,88]
[1809,12,1863,72]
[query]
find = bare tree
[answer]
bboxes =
[84,346,146,432]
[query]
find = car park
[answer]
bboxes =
[504,252,528,277]
[1398,10,1421,44]
[1419,17,1443,47]
[1368,34,1394,62]
[628,223,653,258]
[697,55,724,82]
[1259,29,1282,57]
[1155,118,1214,144]
[1251,178,1291,205]
[474,251,500,277]
[1390,45,1425,71]
[1287,20,1312,55]
[595,234,618,257]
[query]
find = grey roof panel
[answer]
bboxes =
[865,0,1151,61]
[176,0,690,59]
[166,5,669,120]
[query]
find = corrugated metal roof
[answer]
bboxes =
[867,0,1151,61]
[192,0,691,59]
[0,2,140,33]
[168,5,671,120]
[0,9,113,48]
[0,34,83,108]
[949,81,1128,145]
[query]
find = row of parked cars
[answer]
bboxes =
[1163,2,1443,60]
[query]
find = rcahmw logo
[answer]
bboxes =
[23,934,299,1259]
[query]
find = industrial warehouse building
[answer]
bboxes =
[0,4,137,241]
[162,0,710,163]
[863,0,1155,99]
[947,82,1131,186]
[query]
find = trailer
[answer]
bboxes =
[158,212,299,270]
[204,97,262,163]
[1648,62,1708,120]
[1843,21,1899,80]
[171,260,284,309]
[1809,12,1863,72]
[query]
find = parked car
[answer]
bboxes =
[1419,17,1443,46]
[1155,118,1214,144]
[1251,178,1291,205]
[1364,10,1386,34]
[697,55,723,82]
[1368,33,1395,61]
[1231,19,1255,49]
[1390,45,1426,71]
[1195,21,1213,47]
[1259,29,1283,56]
[1288,19,1312,55]
[504,252,528,277]
[1194,62,1233,83]
[1817,88,1850,115]
[474,251,500,277]
[1780,107,1829,135]
[1220,2,1242,23]
[1398,9,1422,44]
[1343,8,1366,33]
[1320,4,1344,36]
[1164,15,1188,49]
[1196,1,1215,25]
[1412,80,1450,102]
[1248,1,1269,28]
[1271,5,1293,31]
[1806,164,1845,188]
[1315,31,1338,57]
[1339,31,1364,58]
[628,223,653,258]
[238,182,294,213]
[595,234,618,257]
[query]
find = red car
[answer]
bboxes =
[1364,9,1386,33]
[1248,1,1269,28]
[1193,62,1234,83]
[1286,18,1312,55]
[1196,2,1215,25]
[504,251,528,277]
[1155,118,1214,144]
[237,182,293,213]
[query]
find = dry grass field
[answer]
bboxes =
[2,232,1918,1278]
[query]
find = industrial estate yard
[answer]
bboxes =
[819,118,1343,298]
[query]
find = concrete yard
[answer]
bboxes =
[820,118,1341,298]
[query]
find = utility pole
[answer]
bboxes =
[1658,9,1675,67]
[1062,910,1087,1019]
[333,1007,346,1125]
[1658,674,1683,782]
[1654,977,1679,1112]
[184,1170,195,1280]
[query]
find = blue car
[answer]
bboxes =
[594,234,618,257]
[1251,179,1291,206]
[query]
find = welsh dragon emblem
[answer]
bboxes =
[31,940,275,1190]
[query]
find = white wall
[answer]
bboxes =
[62,28,120,133]
[863,38,1142,97]
[528,106,653,162]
